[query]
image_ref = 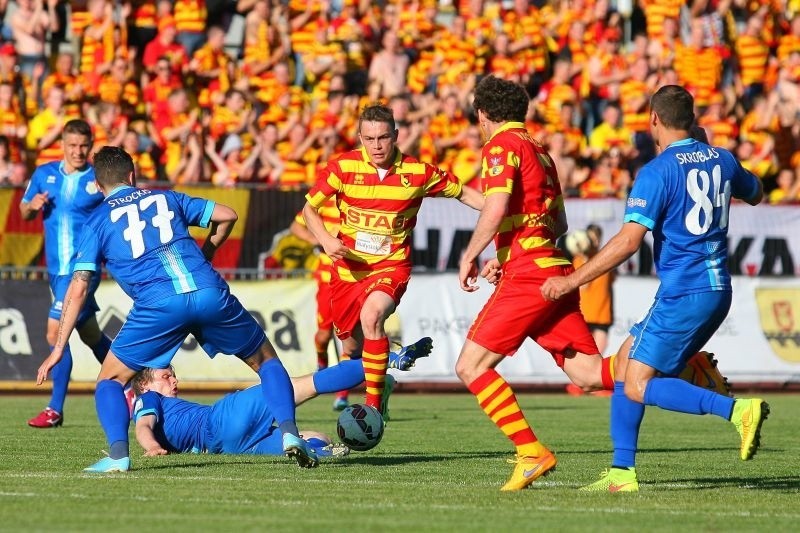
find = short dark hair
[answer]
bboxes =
[650,85,695,131]
[63,119,93,140]
[94,146,135,187]
[358,103,395,133]
[472,75,530,123]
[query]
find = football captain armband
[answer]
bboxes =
[354,231,391,255]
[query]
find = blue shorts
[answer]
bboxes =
[205,386,281,454]
[49,274,101,326]
[112,286,267,371]
[629,291,732,375]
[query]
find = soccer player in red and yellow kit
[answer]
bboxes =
[303,104,484,417]
[455,76,614,491]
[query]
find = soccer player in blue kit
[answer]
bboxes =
[20,119,113,428]
[541,85,769,492]
[129,349,427,457]
[36,146,315,472]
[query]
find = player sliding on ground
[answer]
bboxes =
[131,345,429,457]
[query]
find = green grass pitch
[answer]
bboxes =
[1,392,798,532]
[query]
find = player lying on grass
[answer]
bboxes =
[131,340,432,457]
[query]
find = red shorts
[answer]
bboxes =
[330,265,411,340]
[316,279,333,331]
[467,265,599,366]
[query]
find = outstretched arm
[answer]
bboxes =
[456,185,485,211]
[36,271,91,384]
[541,222,647,301]
[135,415,169,456]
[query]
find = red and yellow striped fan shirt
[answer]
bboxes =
[619,79,651,133]
[698,115,738,150]
[0,105,25,163]
[735,34,770,87]
[481,122,570,272]
[641,0,683,42]
[306,147,463,280]
[777,34,800,62]
[174,0,207,33]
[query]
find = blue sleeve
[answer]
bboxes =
[133,391,163,423]
[729,157,761,203]
[175,191,215,228]
[72,217,102,272]
[623,164,666,230]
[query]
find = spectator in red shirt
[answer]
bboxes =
[142,15,188,76]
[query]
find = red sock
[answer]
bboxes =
[362,337,389,410]
[468,369,539,453]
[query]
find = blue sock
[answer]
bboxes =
[257,358,297,436]
[306,437,327,449]
[610,381,645,469]
[312,360,365,394]
[90,334,111,364]
[95,380,130,459]
[49,345,72,414]
[643,377,734,418]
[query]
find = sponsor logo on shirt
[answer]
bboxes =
[627,197,647,208]
[346,207,405,234]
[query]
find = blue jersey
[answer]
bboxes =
[21,161,104,275]
[133,391,209,453]
[73,187,227,306]
[133,387,279,454]
[624,139,760,298]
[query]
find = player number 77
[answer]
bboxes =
[110,196,176,259]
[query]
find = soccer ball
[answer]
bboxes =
[336,404,384,452]
[564,229,591,257]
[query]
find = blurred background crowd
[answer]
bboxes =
[0,0,798,204]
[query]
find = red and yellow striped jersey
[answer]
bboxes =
[698,115,738,150]
[305,147,463,278]
[777,34,800,62]
[481,122,570,272]
[174,0,207,33]
[192,45,231,109]
[619,79,651,133]
[641,0,683,42]
[131,0,156,29]
[735,34,770,86]
[0,105,25,163]
[97,76,141,109]
[80,16,116,76]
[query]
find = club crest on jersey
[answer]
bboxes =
[46,175,56,183]
[401,175,410,188]
[354,174,365,184]
[86,181,99,195]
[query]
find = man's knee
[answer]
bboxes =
[623,379,647,403]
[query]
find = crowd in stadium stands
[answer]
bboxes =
[0,0,798,204]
